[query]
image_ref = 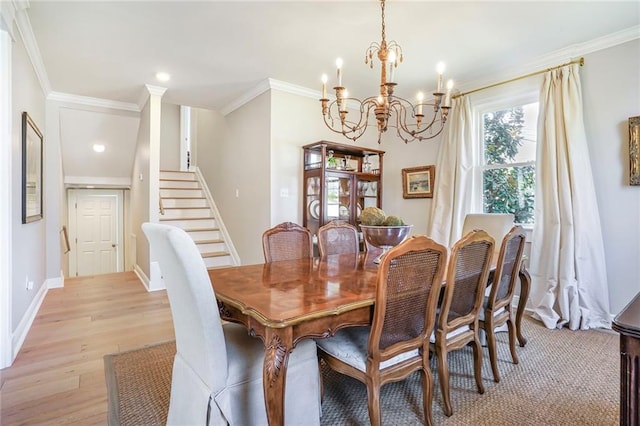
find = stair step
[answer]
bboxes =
[161,188,203,198]
[160,179,200,189]
[161,197,208,208]
[202,251,230,258]
[160,207,212,219]
[196,240,227,253]
[203,254,233,268]
[160,217,217,229]
[160,170,196,181]
[207,265,231,270]
[159,170,235,268]
[186,229,222,241]
[195,239,224,245]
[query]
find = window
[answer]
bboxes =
[478,100,538,225]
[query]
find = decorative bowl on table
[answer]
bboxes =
[360,224,413,264]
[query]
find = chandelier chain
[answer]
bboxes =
[380,0,386,45]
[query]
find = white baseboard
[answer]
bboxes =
[46,275,63,289]
[134,263,151,291]
[134,263,165,292]
[12,279,48,361]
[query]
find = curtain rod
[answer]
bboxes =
[453,57,585,99]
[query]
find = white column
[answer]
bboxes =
[145,84,166,291]
[0,24,13,368]
[145,84,166,224]
[180,105,191,171]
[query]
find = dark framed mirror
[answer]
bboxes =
[22,111,43,223]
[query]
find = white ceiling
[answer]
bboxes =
[22,1,640,181]
[59,108,139,182]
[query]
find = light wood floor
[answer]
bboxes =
[0,272,175,425]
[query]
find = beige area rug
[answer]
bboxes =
[104,317,619,425]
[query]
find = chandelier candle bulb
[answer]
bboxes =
[436,62,445,93]
[336,58,343,87]
[321,74,328,99]
[388,51,396,83]
[445,79,454,107]
[417,92,424,115]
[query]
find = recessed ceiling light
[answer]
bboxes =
[93,144,105,153]
[156,72,171,82]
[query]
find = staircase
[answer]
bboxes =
[159,170,234,269]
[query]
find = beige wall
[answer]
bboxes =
[160,102,180,171]
[212,93,271,265]
[10,26,47,330]
[130,101,151,278]
[581,39,640,315]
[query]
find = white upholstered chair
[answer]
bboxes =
[142,223,321,426]
[461,213,514,253]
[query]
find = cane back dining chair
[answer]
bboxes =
[142,223,321,426]
[316,235,448,426]
[317,220,360,256]
[430,229,495,417]
[479,225,527,383]
[262,221,313,263]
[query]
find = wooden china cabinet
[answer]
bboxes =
[302,141,385,241]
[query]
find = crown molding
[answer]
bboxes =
[220,79,271,116]
[0,1,17,39]
[12,1,50,96]
[64,176,131,188]
[456,24,640,95]
[138,84,167,110]
[220,78,322,116]
[268,78,320,100]
[48,91,140,112]
[145,84,167,97]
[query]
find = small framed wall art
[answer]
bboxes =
[630,116,640,186]
[402,165,435,199]
[22,112,43,223]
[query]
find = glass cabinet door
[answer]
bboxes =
[305,176,321,235]
[356,179,379,221]
[325,175,351,222]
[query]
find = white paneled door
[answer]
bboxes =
[69,189,124,277]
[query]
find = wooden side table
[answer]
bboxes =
[612,292,640,426]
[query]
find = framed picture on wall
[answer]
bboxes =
[402,165,435,199]
[22,112,43,223]
[630,116,640,186]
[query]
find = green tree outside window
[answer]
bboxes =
[482,107,536,224]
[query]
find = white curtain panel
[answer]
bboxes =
[529,63,611,330]
[426,96,474,247]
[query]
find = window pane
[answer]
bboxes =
[483,102,538,165]
[483,165,535,224]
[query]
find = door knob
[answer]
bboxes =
[112,243,117,248]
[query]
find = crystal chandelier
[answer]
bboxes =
[320,0,454,144]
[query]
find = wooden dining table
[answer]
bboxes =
[208,251,531,426]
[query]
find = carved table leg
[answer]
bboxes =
[263,328,293,426]
[516,266,531,347]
